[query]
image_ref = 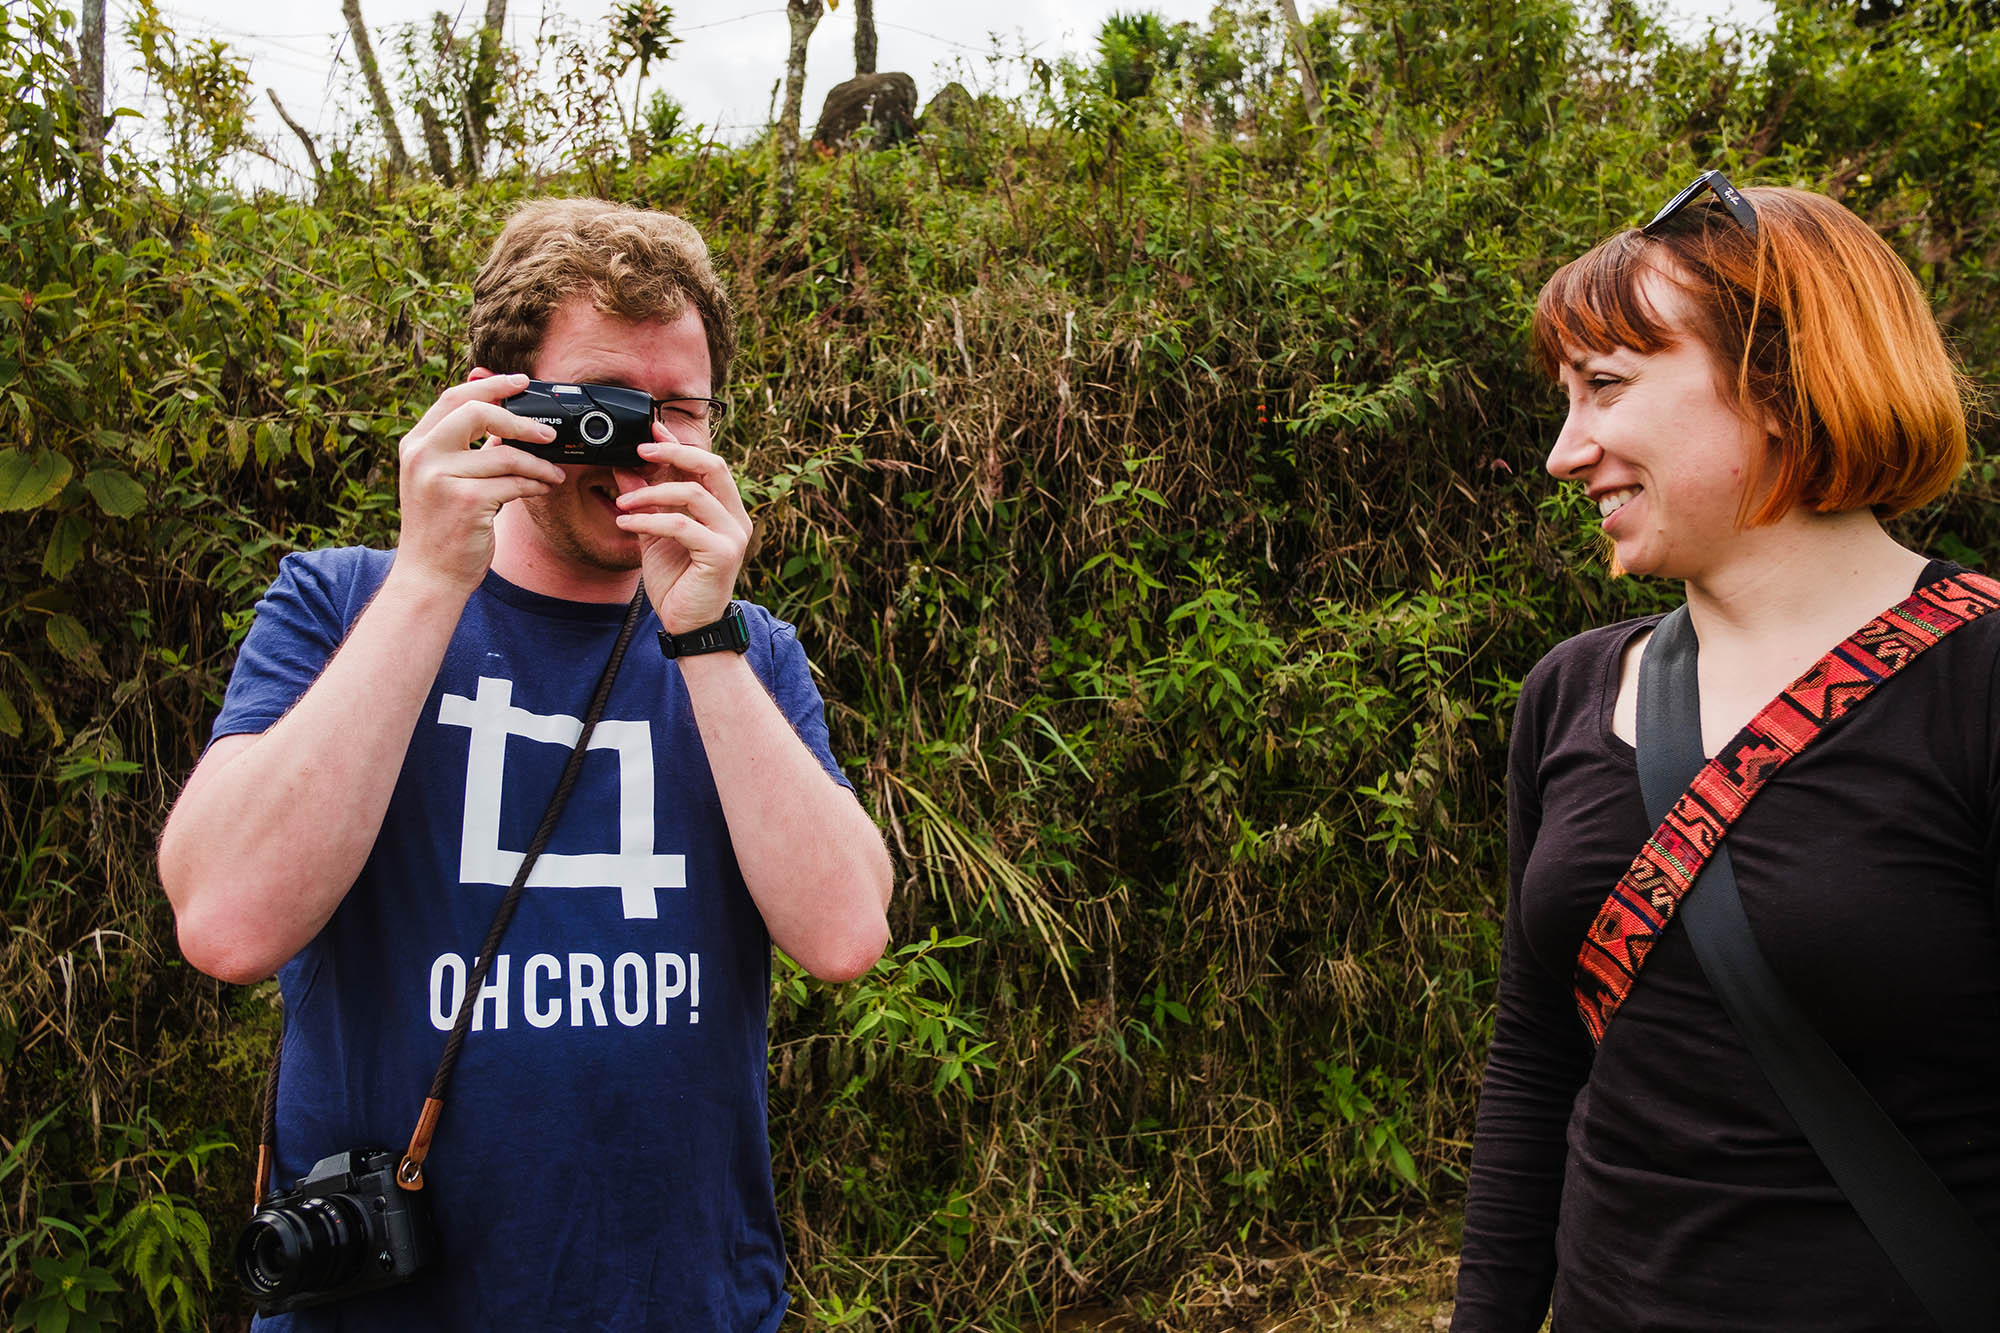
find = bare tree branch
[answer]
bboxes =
[267,88,326,197]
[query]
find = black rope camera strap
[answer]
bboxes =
[398,585,647,1189]
[250,586,649,1205]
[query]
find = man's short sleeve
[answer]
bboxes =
[756,611,853,792]
[210,548,392,747]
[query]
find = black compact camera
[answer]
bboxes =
[233,1147,435,1315]
[500,379,654,467]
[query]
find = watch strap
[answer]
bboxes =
[657,603,749,659]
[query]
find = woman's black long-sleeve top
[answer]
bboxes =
[1453,582,2000,1331]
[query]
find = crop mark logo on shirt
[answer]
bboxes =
[438,676,685,919]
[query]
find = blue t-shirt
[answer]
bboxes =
[214,547,848,1332]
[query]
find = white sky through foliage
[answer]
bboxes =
[71,0,1775,193]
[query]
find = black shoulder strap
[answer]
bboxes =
[1637,605,2000,1332]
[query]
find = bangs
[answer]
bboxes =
[1531,230,1681,377]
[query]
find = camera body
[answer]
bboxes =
[233,1147,435,1315]
[500,379,654,467]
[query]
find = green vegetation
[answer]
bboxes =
[3,0,1998,1326]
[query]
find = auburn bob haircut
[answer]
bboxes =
[1532,184,1969,524]
[467,198,738,392]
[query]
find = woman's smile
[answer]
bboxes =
[1596,486,1640,522]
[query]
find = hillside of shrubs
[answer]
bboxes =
[2,0,1997,1326]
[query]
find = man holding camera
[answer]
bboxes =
[159,198,892,1330]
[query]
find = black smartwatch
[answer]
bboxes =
[657,603,750,659]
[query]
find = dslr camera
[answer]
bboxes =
[500,379,655,467]
[233,1147,435,1315]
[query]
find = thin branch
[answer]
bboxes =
[266,89,325,198]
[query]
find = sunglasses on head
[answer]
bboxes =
[1642,169,1759,239]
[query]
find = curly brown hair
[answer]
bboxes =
[467,197,738,391]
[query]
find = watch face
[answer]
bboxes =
[723,605,750,652]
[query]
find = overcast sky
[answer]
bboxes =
[83,0,1774,192]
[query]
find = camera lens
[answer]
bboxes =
[234,1193,371,1300]
[579,409,614,445]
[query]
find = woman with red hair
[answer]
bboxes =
[1452,176,2000,1330]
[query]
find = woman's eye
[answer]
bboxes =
[1587,376,1621,391]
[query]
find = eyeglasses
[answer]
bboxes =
[650,396,729,431]
[1642,169,1759,240]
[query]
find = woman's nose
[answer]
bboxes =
[1544,410,1598,480]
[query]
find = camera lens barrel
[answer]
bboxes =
[234,1193,370,1300]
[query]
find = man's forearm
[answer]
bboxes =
[159,565,470,983]
[677,651,891,982]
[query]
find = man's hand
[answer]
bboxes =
[613,429,888,980]
[397,372,567,595]
[613,431,753,633]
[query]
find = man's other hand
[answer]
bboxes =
[396,372,568,595]
[613,433,753,633]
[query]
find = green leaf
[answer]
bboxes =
[0,1104,62,1185]
[0,447,73,511]
[1388,1139,1419,1187]
[46,614,108,678]
[42,512,87,578]
[12,659,63,745]
[82,468,146,517]
[34,1294,69,1332]
[0,689,20,739]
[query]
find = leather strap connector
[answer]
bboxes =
[398,1097,445,1191]
[253,1143,273,1206]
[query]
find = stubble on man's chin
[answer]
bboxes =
[520,493,641,574]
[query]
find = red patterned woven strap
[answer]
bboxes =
[1575,570,2000,1043]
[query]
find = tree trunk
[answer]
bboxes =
[775,0,822,223]
[77,0,106,164]
[853,0,876,76]
[341,0,412,176]
[1276,0,1324,130]
[423,13,483,182]
[465,0,508,178]
[416,99,456,183]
